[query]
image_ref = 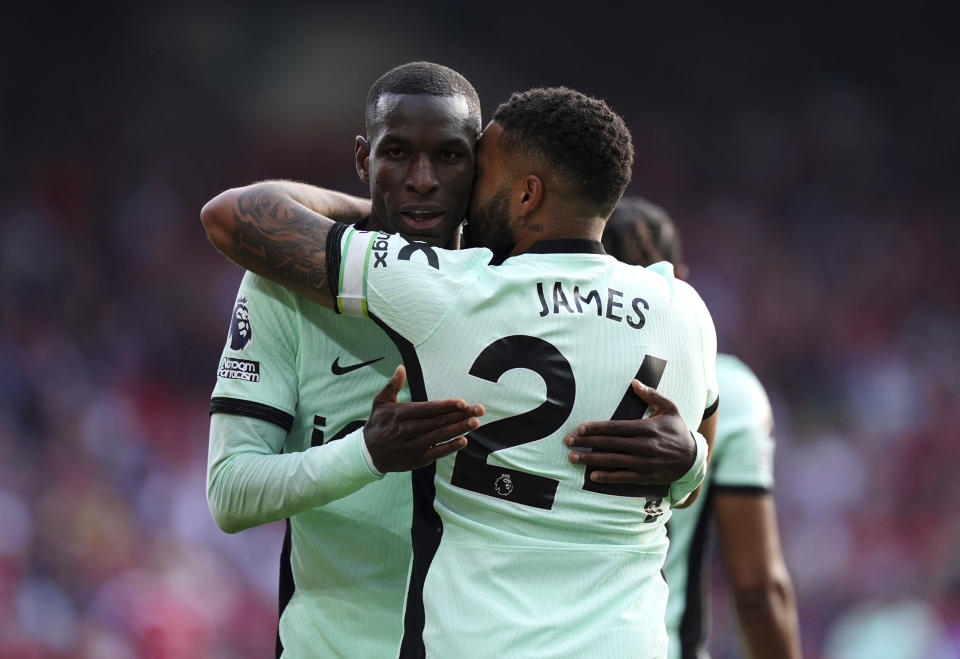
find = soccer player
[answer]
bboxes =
[603,197,802,659]
[206,62,485,658]
[203,85,719,657]
[204,63,704,657]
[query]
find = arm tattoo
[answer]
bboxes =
[232,186,332,292]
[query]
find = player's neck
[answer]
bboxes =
[507,213,605,257]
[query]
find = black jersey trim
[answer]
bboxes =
[210,397,294,432]
[369,313,437,658]
[524,239,606,255]
[325,222,349,313]
[703,396,719,420]
[712,484,772,495]
[276,518,294,658]
[676,487,715,658]
[399,462,439,659]
[368,314,426,401]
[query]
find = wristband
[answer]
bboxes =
[358,425,385,478]
[669,430,707,506]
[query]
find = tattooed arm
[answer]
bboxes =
[201,181,367,309]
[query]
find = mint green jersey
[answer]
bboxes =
[208,271,414,657]
[663,353,775,659]
[331,227,719,658]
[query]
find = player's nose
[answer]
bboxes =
[405,153,439,196]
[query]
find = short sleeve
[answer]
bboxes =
[673,279,719,415]
[330,227,493,346]
[711,355,775,490]
[210,271,300,429]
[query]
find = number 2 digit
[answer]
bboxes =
[450,335,575,510]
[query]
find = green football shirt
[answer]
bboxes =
[663,353,776,659]
[330,226,719,658]
[208,270,414,657]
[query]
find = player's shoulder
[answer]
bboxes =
[354,228,495,274]
[716,353,772,417]
[624,260,709,318]
[236,270,300,310]
[610,259,672,294]
[435,244,496,271]
[717,353,763,390]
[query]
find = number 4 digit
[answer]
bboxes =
[582,355,670,499]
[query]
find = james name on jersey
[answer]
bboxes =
[364,229,651,329]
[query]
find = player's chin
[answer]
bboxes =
[397,214,460,245]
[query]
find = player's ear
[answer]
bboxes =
[355,136,371,184]
[517,175,543,217]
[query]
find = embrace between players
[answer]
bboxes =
[203,62,799,658]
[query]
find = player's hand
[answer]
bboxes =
[365,365,484,472]
[565,380,695,484]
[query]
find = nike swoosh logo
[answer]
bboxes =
[331,356,385,375]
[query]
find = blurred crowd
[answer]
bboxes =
[3,4,958,658]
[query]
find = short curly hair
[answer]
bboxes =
[491,87,633,217]
[365,61,482,138]
[603,196,683,267]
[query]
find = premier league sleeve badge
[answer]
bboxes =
[229,296,253,351]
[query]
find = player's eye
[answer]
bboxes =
[438,150,462,161]
[385,148,407,159]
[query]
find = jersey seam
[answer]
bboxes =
[391,246,486,349]
[413,275,473,348]
[695,290,718,413]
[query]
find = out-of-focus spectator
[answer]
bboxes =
[824,598,950,659]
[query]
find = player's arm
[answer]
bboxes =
[670,279,719,507]
[566,281,719,503]
[200,181,365,308]
[203,179,371,227]
[565,382,711,487]
[206,270,479,533]
[207,412,369,533]
[208,369,482,533]
[714,492,802,658]
[673,407,716,507]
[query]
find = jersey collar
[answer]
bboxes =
[524,239,606,255]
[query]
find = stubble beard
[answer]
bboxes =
[464,189,514,262]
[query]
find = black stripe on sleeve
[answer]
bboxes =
[325,222,349,312]
[711,484,772,495]
[209,397,294,432]
[702,396,719,420]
